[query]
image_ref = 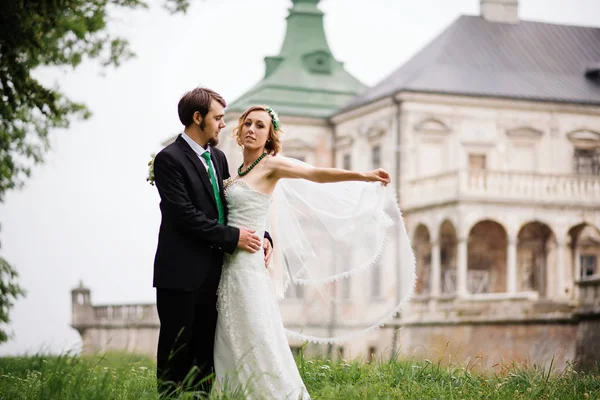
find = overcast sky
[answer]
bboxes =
[0,0,598,356]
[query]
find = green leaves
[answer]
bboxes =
[0,0,193,201]
[0,256,25,344]
[163,0,191,14]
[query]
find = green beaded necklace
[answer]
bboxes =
[238,152,268,176]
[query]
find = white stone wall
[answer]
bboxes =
[399,95,600,180]
[81,327,159,357]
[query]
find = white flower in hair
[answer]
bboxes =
[265,106,280,130]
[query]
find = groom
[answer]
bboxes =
[152,87,272,394]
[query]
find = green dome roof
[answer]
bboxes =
[228,0,366,118]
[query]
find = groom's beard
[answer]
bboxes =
[199,121,219,146]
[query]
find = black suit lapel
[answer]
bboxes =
[176,136,218,208]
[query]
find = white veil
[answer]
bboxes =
[267,158,416,344]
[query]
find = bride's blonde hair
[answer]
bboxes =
[232,105,283,155]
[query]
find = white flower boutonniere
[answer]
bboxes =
[223,177,234,189]
[147,153,156,186]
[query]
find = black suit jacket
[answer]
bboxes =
[153,135,240,291]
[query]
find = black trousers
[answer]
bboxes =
[156,288,218,394]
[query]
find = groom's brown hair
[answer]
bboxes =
[178,87,226,127]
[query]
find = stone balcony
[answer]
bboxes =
[403,293,576,325]
[93,304,158,326]
[403,169,600,210]
[72,303,159,332]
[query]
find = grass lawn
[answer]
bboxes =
[0,351,598,399]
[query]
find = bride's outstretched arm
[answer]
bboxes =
[267,156,390,185]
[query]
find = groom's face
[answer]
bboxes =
[199,99,226,146]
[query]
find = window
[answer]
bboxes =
[302,50,331,74]
[441,248,449,265]
[416,253,431,295]
[573,148,600,176]
[372,145,381,169]
[581,255,598,279]
[343,154,351,170]
[468,153,486,170]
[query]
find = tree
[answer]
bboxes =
[0,0,193,344]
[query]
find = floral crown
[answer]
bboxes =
[265,106,280,130]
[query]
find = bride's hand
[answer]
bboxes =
[365,168,391,186]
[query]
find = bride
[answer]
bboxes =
[213,105,414,399]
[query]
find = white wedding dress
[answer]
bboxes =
[214,178,310,399]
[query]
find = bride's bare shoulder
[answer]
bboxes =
[264,154,294,170]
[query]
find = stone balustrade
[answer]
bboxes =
[404,169,600,209]
[73,303,158,329]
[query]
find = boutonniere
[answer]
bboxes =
[223,177,234,189]
[147,153,156,186]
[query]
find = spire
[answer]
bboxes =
[264,0,332,78]
[279,0,331,57]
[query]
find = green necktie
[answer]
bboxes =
[201,151,225,224]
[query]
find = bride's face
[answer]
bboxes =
[241,110,271,151]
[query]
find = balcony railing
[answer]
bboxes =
[93,304,158,325]
[403,169,600,209]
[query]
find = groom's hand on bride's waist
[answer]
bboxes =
[237,228,262,253]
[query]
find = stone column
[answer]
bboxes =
[457,237,468,297]
[431,241,441,297]
[555,237,567,299]
[573,239,582,299]
[507,236,517,293]
[574,244,582,281]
